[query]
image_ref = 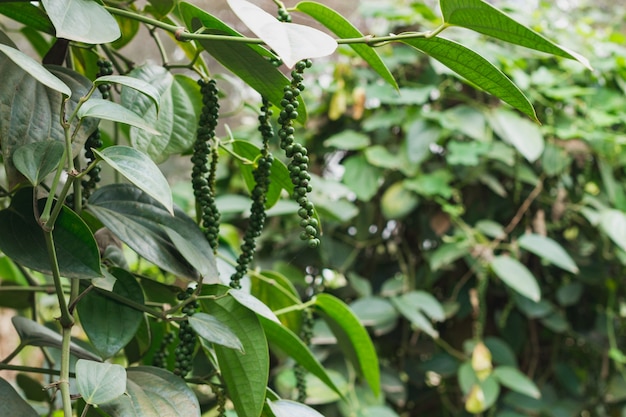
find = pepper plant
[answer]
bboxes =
[0,0,587,416]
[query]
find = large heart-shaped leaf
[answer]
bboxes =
[41,0,120,44]
[228,0,337,69]
[0,188,102,279]
[77,268,145,359]
[0,377,39,417]
[76,360,127,405]
[12,140,64,186]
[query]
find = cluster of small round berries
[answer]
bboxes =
[277,7,292,23]
[277,59,320,248]
[82,129,103,200]
[96,59,113,99]
[173,287,199,377]
[152,331,175,369]
[192,79,221,251]
[294,308,314,402]
[229,100,274,289]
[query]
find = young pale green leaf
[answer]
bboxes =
[259,316,344,398]
[0,44,70,96]
[490,255,541,302]
[493,366,541,399]
[77,268,144,359]
[96,75,161,112]
[600,209,626,253]
[488,108,544,162]
[0,189,102,279]
[101,367,201,417]
[78,99,160,135]
[518,233,578,274]
[402,37,538,121]
[76,360,126,405]
[12,140,64,186]
[0,377,40,417]
[268,400,325,417]
[41,0,120,44]
[228,0,337,69]
[11,316,102,361]
[440,0,591,69]
[230,289,280,323]
[201,296,269,417]
[188,312,244,352]
[314,293,380,396]
[179,2,307,123]
[93,146,173,214]
[295,2,397,89]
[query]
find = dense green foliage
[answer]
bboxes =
[0,0,620,416]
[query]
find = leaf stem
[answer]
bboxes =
[273,299,314,316]
[0,363,75,377]
[92,286,168,319]
[59,326,73,417]
[0,342,25,364]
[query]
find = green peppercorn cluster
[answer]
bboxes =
[96,59,113,99]
[192,79,221,251]
[277,59,320,248]
[173,287,198,377]
[294,308,314,402]
[229,100,274,289]
[82,129,103,200]
[152,331,175,369]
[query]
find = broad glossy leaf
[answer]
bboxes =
[180,2,307,123]
[96,75,161,111]
[251,270,302,332]
[518,233,578,274]
[11,316,102,361]
[76,360,126,405]
[78,99,160,135]
[488,108,544,162]
[493,366,540,399]
[232,140,293,208]
[188,312,243,351]
[268,400,325,417]
[490,255,541,302]
[77,268,144,359]
[93,145,173,214]
[259,316,343,397]
[0,189,101,279]
[228,0,337,68]
[295,1,397,89]
[230,289,280,323]
[600,209,626,253]
[41,0,120,44]
[121,65,202,163]
[201,295,268,417]
[0,44,70,95]
[0,3,54,34]
[402,37,537,121]
[440,0,591,69]
[0,377,39,417]
[87,184,217,281]
[12,140,64,186]
[101,366,200,417]
[314,293,380,396]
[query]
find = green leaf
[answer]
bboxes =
[16,374,48,402]
[342,154,382,201]
[201,295,268,417]
[93,146,173,214]
[0,3,54,34]
[402,37,537,121]
[268,400,325,417]
[179,2,307,123]
[440,0,591,69]
[0,189,102,279]
[488,108,544,162]
[465,376,500,413]
[381,181,419,220]
[230,289,280,323]
[314,293,380,396]
[350,296,399,336]
[11,316,102,361]
[96,75,161,112]
[188,312,244,351]
[41,0,120,44]
[0,377,39,417]
[295,1,397,89]
[518,234,578,274]
[78,99,160,135]
[121,66,202,163]
[600,209,626,253]
[101,366,201,417]
[391,295,439,338]
[493,366,541,399]
[0,44,70,96]
[76,360,126,405]
[259,316,344,398]
[228,0,337,69]
[251,270,302,333]
[429,240,470,271]
[77,268,145,359]
[232,140,294,208]
[88,184,217,281]
[324,130,371,150]
[404,119,441,165]
[12,140,64,186]
[490,255,541,302]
